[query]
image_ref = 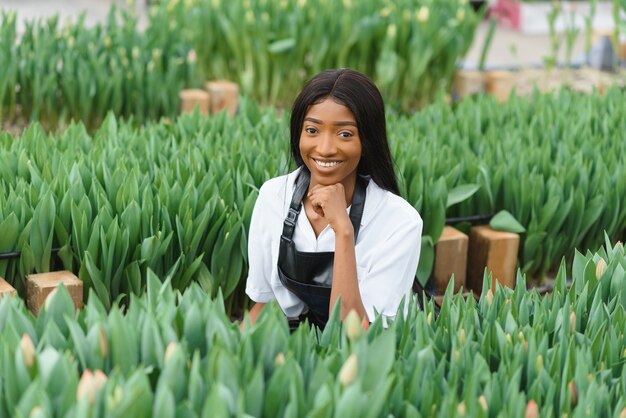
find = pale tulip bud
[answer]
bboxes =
[164,342,178,365]
[505,333,512,345]
[77,369,108,404]
[107,385,123,409]
[416,6,429,23]
[427,312,432,325]
[457,402,466,416]
[20,333,36,369]
[456,8,465,22]
[93,370,108,390]
[536,354,543,371]
[569,311,576,334]
[338,354,358,386]
[186,49,197,64]
[274,352,285,368]
[518,331,525,343]
[486,289,493,305]
[620,407,626,418]
[478,395,488,412]
[525,400,539,418]
[569,381,578,407]
[344,310,362,341]
[458,328,466,345]
[99,327,108,358]
[595,258,607,279]
[44,288,58,311]
[29,407,44,418]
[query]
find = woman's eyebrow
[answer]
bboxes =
[304,117,356,127]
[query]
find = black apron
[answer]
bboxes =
[277,169,367,329]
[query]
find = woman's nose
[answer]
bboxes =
[316,132,337,155]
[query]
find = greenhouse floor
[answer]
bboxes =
[2,0,591,69]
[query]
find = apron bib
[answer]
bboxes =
[277,169,367,328]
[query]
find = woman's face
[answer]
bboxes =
[299,98,362,189]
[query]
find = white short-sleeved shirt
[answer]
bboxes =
[245,168,423,321]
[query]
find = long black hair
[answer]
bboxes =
[289,69,400,195]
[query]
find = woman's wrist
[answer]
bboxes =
[333,218,355,239]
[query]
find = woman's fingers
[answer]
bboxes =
[308,184,347,221]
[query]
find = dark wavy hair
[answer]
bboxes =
[289,69,399,195]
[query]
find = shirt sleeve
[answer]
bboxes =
[359,213,423,321]
[245,185,277,303]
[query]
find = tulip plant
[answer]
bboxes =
[1,239,626,417]
[0,7,198,129]
[0,0,480,128]
[2,88,626,312]
[162,0,482,110]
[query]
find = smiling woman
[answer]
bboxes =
[244,69,423,330]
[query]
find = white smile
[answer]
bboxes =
[313,158,342,168]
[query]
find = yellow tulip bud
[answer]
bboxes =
[164,342,178,365]
[344,310,362,341]
[536,354,543,371]
[20,333,36,369]
[569,311,576,334]
[274,352,285,368]
[107,385,123,409]
[99,327,108,358]
[478,395,488,412]
[416,6,429,23]
[338,354,358,386]
[456,8,465,22]
[29,407,46,418]
[595,258,607,279]
[457,402,466,416]
[459,328,466,345]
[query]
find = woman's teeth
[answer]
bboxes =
[314,159,341,168]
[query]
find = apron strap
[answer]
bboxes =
[281,169,368,243]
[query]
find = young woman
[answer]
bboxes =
[245,69,422,329]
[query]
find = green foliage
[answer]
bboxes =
[2,241,626,416]
[0,7,197,128]
[1,89,626,310]
[0,0,481,127]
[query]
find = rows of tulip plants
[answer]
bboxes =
[1,89,625,313]
[0,7,197,129]
[0,0,480,127]
[1,239,626,417]
[162,0,481,109]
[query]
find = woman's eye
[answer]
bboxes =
[339,131,353,138]
[305,127,317,134]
